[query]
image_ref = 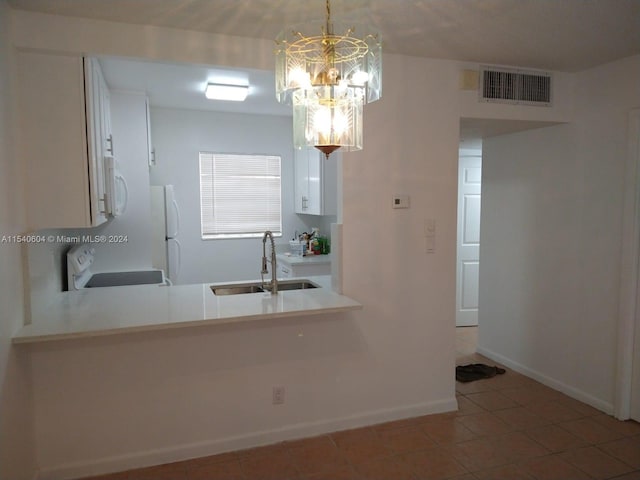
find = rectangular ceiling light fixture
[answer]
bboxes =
[205,83,249,102]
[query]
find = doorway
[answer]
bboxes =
[455,150,482,327]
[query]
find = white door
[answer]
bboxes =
[456,154,482,326]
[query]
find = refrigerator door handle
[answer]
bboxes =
[167,238,182,282]
[174,238,181,279]
[171,198,180,237]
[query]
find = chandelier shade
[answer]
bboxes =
[275,2,382,157]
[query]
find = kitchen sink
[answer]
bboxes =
[210,284,265,295]
[210,279,319,296]
[276,280,318,291]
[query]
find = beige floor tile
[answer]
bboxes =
[464,391,520,411]
[518,454,592,480]
[559,417,626,444]
[523,424,588,453]
[353,456,419,480]
[456,395,486,415]
[553,395,602,417]
[377,425,437,454]
[493,431,549,463]
[456,412,514,436]
[456,378,497,394]
[301,465,364,480]
[493,406,551,430]
[608,472,640,480]
[501,386,565,407]
[558,446,634,480]
[525,400,586,423]
[419,417,478,445]
[472,463,536,480]
[449,437,511,472]
[598,435,640,469]
[399,447,469,479]
[239,449,299,480]
[331,427,393,464]
[590,415,640,437]
[286,434,349,476]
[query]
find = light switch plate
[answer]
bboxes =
[392,195,410,209]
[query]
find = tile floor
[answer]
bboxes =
[81,327,640,480]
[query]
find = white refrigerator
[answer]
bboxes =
[150,185,181,283]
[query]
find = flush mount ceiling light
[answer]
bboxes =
[275,0,382,158]
[205,83,249,102]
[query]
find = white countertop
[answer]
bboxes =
[13,276,361,344]
[276,253,332,266]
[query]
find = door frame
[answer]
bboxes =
[616,109,640,420]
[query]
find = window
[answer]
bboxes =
[199,152,282,239]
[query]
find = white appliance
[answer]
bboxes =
[150,185,181,283]
[104,156,128,217]
[66,244,165,290]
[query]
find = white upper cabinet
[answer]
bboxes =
[16,51,112,230]
[294,149,337,216]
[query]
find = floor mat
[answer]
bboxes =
[456,363,506,382]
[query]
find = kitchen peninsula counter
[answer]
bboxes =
[13,276,361,344]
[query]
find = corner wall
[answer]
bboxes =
[0,1,36,478]
[478,55,640,412]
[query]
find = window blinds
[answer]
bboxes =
[200,153,282,238]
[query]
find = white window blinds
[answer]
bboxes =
[200,153,282,239]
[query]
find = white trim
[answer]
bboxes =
[616,109,640,420]
[34,397,457,480]
[477,346,613,414]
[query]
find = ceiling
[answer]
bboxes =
[8,0,640,72]
[9,0,639,144]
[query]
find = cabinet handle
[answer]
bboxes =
[99,194,108,215]
[302,196,308,210]
[106,134,114,155]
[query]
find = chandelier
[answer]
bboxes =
[275,0,382,158]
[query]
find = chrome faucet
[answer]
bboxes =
[261,230,278,294]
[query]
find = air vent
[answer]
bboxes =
[479,66,552,106]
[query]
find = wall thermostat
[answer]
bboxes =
[392,195,410,209]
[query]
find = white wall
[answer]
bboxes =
[478,55,640,412]
[9,9,575,479]
[149,107,309,284]
[0,1,36,478]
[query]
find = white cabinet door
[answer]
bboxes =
[294,149,337,216]
[17,52,112,229]
[85,57,111,225]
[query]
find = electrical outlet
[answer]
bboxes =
[272,386,285,405]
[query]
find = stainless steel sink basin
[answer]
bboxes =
[276,280,318,291]
[210,279,319,295]
[210,284,265,296]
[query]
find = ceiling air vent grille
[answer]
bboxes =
[479,66,552,106]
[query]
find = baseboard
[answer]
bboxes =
[36,397,457,480]
[477,346,614,415]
